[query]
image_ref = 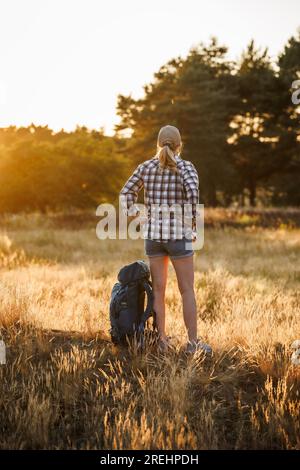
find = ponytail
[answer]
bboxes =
[155,142,181,172]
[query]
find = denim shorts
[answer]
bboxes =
[144,237,193,260]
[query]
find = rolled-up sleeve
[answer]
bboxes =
[120,163,144,215]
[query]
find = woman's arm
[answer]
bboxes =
[182,162,199,233]
[120,163,144,215]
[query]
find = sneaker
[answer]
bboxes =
[185,339,212,355]
[158,336,173,353]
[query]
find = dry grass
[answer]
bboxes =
[0,213,300,449]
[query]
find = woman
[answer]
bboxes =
[120,125,212,354]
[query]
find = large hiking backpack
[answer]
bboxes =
[109,260,156,344]
[109,260,156,345]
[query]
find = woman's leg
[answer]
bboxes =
[171,255,197,343]
[149,256,169,341]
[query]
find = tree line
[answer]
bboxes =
[0,126,128,212]
[0,32,299,212]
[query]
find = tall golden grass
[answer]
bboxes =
[0,212,299,449]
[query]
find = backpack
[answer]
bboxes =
[109,260,156,345]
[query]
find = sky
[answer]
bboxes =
[0,0,299,135]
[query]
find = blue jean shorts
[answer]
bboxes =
[144,237,194,260]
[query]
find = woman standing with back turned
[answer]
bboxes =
[120,125,212,354]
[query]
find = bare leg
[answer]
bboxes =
[171,255,197,342]
[149,256,169,341]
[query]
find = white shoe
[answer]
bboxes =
[158,336,173,353]
[185,339,212,355]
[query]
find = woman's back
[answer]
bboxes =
[120,154,199,241]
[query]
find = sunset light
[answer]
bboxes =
[0,0,300,134]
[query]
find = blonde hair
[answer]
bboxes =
[155,142,182,173]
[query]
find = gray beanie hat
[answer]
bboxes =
[157,125,181,148]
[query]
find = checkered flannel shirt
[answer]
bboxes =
[120,155,199,241]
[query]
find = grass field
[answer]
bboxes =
[0,211,300,449]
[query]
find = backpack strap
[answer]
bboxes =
[138,280,154,331]
[110,284,124,319]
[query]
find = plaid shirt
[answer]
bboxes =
[120,155,199,241]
